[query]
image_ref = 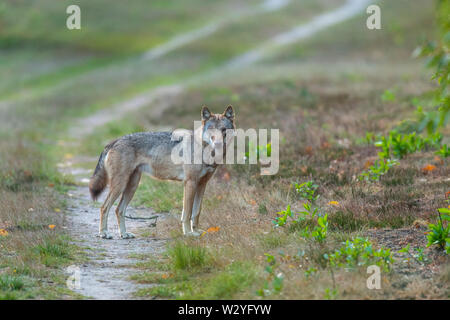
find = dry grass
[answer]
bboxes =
[0,137,81,299]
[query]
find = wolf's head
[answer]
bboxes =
[201,106,235,152]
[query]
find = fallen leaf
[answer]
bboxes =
[207,226,220,233]
[0,229,8,237]
[48,225,56,230]
[222,172,231,181]
[328,201,339,206]
[422,164,437,173]
[54,208,61,213]
[321,141,330,149]
[364,160,374,169]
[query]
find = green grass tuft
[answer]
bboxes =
[168,242,210,271]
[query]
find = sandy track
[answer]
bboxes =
[66,186,166,299]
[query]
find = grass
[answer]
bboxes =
[168,241,211,271]
[135,260,258,299]
[132,242,257,299]
[33,236,77,267]
[0,232,83,299]
[0,275,25,291]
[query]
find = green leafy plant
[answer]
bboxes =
[359,158,399,182]
[274,205,293,227]
[274,194,319,228]
[296,202,319,220]
[412,0,449,134]
[435,144,450,157]
[256,253,284,297]
[374,135,391,159]
[325,237,394,272]
[413,247,429,263]
[311,214,328,243]
[294,181,319,203]
[296,207,327,243]
[381,89,396,102]
[374,131,442,160]
[274,202,328,243]
[304,267,317,278]
[324,287,339,300]
[426,207,450,253]
[398,244,430,264]
[364,132,375,145]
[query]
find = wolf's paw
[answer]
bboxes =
[192,228,205,235]
[120,232,135,239]
[97,231,113,239]
[185,230,202,237]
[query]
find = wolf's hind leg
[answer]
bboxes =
[116,167,142,239]
[99,186,122,239]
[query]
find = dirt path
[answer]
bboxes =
[65,184,166,299]
[62,0,371,299]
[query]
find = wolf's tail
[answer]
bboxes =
[89,139,118,201]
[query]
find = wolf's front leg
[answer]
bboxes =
[182,180,197,236]
[191,181,207,235]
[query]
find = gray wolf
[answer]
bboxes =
[89,106,235,238]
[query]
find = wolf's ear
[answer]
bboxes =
[223,105,234,121]
[201,106,211,121]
